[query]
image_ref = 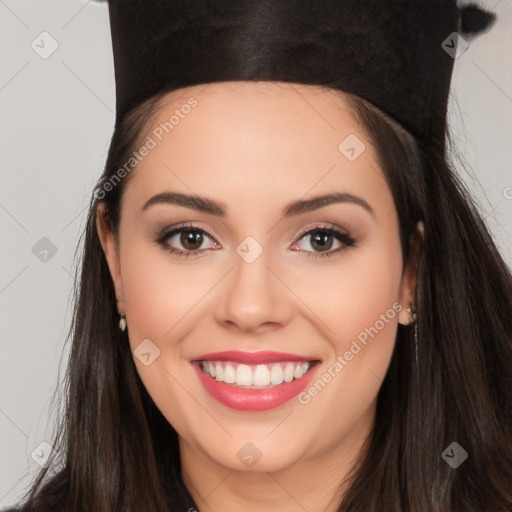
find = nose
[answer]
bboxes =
[214,245,294,334]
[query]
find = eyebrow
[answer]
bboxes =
[141,191,374,218]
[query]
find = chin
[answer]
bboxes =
[201,435,309,473]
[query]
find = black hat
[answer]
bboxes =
[105,0,496,156]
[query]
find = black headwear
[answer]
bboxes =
[106,0,496,156]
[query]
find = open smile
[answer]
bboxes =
[191,351,321,411]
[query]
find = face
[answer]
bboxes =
[97,81,416,475]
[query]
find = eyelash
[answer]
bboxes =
[155,222,357,259]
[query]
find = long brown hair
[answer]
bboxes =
[13,85,512,511]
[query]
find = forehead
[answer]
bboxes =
[152,80,359,138]
[122,80,389,216]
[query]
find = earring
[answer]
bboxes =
[406,303,417,323]
[119,314,127,331]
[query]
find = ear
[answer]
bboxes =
[398,221,424,325]
[96,202,126,315]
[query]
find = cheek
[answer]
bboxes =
[119,240,211,345]
[117,242,208,435]
[284,236,404,419]
[291,237,404,427]
[290,240,403,344]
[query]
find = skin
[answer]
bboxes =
[97,81,419,512]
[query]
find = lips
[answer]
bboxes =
[191,350,320,411]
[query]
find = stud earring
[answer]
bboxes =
[119,314,127,331]
[406,303,417,323]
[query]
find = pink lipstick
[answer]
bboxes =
[191,351,320,411]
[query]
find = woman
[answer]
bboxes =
[8,1,512,511]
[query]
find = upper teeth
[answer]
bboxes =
[201,361,312,387]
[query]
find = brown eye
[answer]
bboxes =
[291,225,356,258]
[156,224,220,257]
[180,229,204,251]
[309,231,335,252]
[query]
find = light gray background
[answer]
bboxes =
[1,0,511,508]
